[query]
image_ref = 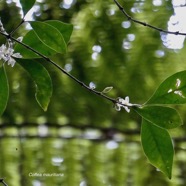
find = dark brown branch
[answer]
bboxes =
[113,0,186,36]
[0,31,139,110]
[0,179,8,186]
[0,32,115,102]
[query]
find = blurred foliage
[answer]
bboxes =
[0,132,186,186]
[1,0,186,185]
[2,0,186,132]
[0,0,186,129]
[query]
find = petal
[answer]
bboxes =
[7,48,14,55]
[0,44,6,51]
[0,45,7,54]
[125,96,130,103]
[0,53,3,60]
[8,57,16,67]
[118,98,124,103]
[12,53,22,58]
[124,106,130,113]
[124,96,133,106]
[115,103,121,111]
[2,55,8,61]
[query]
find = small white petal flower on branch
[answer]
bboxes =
[115,96,133,113]
[0,44,22,67]
[0,18,22,67]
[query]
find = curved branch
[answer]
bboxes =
[0,31,119,105]
[113,0,186,36]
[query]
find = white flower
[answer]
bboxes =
[0,44,22,67]
[0,44,7,58]
[115,96,132,113]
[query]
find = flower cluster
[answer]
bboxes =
[115,96,132,113]
[0,18,22,67]
[0,44,22,67]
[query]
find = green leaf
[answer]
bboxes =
[45,20,73,44]
[134,106,182,129]
[17,59,52,111]
[141,119,173,179]
[30,21,67,53]
[0,65,9,116]
[147,70,186,104]
[14,30,56,59]
[20,0,35,16]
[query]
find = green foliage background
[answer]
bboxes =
[2,0,186,129]
[1,0,186,185]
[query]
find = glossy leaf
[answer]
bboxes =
[0,65,9,116]
[141,119,173,179]
[134,106,182,129]
[20,0,35,16]
[45,20,73,44]
[17,59,52,111]
[30,21,67,53]
[14,30,56,59]
[147,70,186,104]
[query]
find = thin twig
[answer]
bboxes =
[9,19,25,36]
[0,179,8,186]
[113,0,186,36]
[0,31,119,105]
